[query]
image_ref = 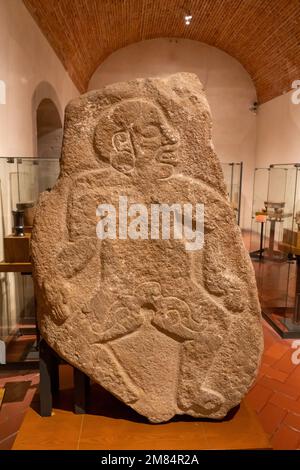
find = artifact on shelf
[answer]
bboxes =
[32,73,263,423]
[4,209,31,262]
[12,209,25,237]
[260,201,292,260]
[263,201,290,221]
[16,201,35,227]
[255,211,267,223]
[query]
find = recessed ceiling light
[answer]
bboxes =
[184,14,192,25]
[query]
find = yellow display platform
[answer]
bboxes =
[12,388,271,450]
[279,241,300,256]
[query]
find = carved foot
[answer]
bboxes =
[196,386,225,412]
[178,384,225,416]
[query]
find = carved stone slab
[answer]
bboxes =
[32,73,263,423]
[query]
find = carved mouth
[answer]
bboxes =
[156,144,179,165]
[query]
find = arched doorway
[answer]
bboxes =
[36,98,63,159]
[34,97,62,195]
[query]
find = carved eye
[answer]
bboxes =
[113,132,131,152]
[117,134,127,143]
[139,125,160,138]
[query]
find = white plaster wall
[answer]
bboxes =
[89,38,257,229]
[0,0,78,348]
[0,0,78,157]
[256,90,300,168]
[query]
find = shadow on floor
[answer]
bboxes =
[30,381,240,425]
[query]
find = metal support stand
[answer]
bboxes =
[250,222,265,260]
[268,219,276,257]
[74,368,90,414]
[294,255,300,324]
[39,339,90,417]
[39,339,59,417]
[279,255,300,336]
[259,222,264,260]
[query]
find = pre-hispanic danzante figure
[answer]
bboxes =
[32,73,263,423]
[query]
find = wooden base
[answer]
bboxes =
[279,241,300,256]
[0,387,5,407]
[4,233,31,263]
[0,261,32,273]
[12,390,271,450]
[282,229,300,250]
[13,339,271,450]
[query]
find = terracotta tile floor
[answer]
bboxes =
[245,321,300,450]
[0,319,299,450]
[5,334,37,363]
[0,370,39,450]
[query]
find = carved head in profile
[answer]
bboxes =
[94,99,180,174]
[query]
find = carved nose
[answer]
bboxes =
[161,126,179,146]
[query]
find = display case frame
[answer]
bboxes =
[250,163,300,338]
[0,156,59,365]
[221,162,243,225]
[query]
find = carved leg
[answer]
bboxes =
[177,337,225,416]
[39,339,59,417]
[198,316,263,418]
[74,368,90,414]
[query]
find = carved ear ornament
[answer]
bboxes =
[110,150,135,174]
[111,130,135,174]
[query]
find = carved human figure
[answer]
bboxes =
[32,73,263,423]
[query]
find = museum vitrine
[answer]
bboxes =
[0,157,59,364]
[250,163,300,337]
[221,162,243,225]
[250,167,269,259]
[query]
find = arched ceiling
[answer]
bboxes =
[23,0,300,103]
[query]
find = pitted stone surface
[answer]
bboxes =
[32,73,263,423]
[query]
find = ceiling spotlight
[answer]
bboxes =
[184,14,192,25]
[249,101,259,114]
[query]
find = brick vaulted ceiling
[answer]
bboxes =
[24,0,300,103]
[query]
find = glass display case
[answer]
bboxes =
[250,163,300,338]
[0,157,59,364]
[221,162,243,225]
[249,167,269,258]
